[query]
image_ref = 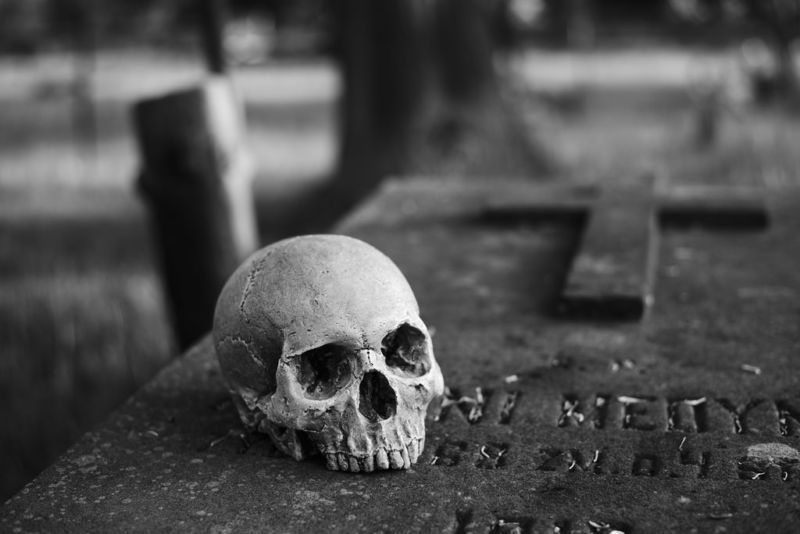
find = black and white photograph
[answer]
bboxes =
[1,0,800,532]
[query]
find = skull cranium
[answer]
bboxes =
[213,234,444,472]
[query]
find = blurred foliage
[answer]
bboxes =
[668,0,800,104]
[5,0,797,57]
[668,0,800,38]
[0,0,332,54]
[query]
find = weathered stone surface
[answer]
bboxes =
[3,177,800,533]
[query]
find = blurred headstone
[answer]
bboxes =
[134,77,258,350]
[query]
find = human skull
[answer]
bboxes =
[213,234,444,472]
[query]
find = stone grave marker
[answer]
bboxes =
[135,77,259,350]
[2,176,799,533]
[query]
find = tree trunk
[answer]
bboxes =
[71,0,98,167]
[198,0,228,74]
[434,0,496,104]
[291,0,552,235]
[566,0,595,49]
[337,0,434,185]
[290,0,436,232]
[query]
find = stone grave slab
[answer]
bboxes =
[3,176,800,533]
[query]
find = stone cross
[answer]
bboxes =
[483,177,768,320]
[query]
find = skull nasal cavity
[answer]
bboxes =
[359,371,397,422]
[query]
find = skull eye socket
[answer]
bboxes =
[381,323,431,377]
[296,344,354,399]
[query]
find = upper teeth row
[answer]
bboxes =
[324,438,423,472]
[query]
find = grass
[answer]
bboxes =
[1,45,799,502]
[0,50,339,501]
[0,274,172,499]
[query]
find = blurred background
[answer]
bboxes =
[1,0,798,502]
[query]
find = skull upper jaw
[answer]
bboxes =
[306,401,429,473]
[257,417,427,472]
[258,395,428,472]
[258,350,442,473]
